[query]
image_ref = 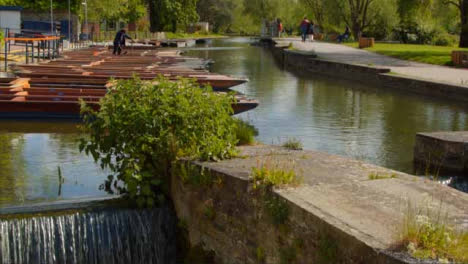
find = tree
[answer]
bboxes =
[243,0,280,23]
[332,0,376,39]
[147,0,199,32]
[197,0,236,33]
[0,0,81,12]
[301,0,326,26]
[443,0,468,47]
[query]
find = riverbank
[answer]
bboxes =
[271,39,468,103]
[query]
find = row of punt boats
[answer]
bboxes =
[0,47,258,119]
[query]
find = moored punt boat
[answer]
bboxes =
[0,87,107,97]
[17,72,247,90]
[0,46,257,119]
[0,95,258,119]
[0,99,100,119]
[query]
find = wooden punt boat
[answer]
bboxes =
[0,98,100,119]
[18,72,247,90]
[0,87,107,97]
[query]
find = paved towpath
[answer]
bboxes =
[275,38,468,86]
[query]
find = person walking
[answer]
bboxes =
[277,18,283,38]
[307,21,314,41]
[300,17,310,42]
[113,29,133,55]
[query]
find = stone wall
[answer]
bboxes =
[414,132,468,173]
[170,160,408,264]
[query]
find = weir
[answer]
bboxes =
[0,202,177,264]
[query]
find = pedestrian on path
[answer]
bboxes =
[277,18,283,38]
[307,21,314,41]
[300,17,310,42]
[113,29,133,55]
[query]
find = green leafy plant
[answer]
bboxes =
[282,138,303,150]
[234,118,258,146]
[80,76,238,207]
[400,201,468,262]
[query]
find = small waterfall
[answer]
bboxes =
[0,207,177,264]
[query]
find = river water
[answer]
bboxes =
[0,38,467,207]
[185,38,468,191]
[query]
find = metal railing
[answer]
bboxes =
[2,36,62,71]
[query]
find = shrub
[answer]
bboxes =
[433,34,458,47]
[80,76,238,207]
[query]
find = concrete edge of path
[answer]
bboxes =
[269,42,468,103]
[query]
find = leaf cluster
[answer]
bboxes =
[80,76,238,207]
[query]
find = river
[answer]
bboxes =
[0,37,466,207]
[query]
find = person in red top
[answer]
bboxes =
[277,18,283,37]
[300,17,310,42]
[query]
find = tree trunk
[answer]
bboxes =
[352,23,361,40]
[148,0,163,32]
[460,0,468,47]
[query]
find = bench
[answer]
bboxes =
[452,51,468,67]
[359,37,374,49]
[314,33,324,41]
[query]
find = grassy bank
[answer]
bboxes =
[165,32,226,39]
[343,43,468,66]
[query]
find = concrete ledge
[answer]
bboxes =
[414,132,468,174]
[269,44,468,103]
[171,145,468,264]
[0,196,121,218]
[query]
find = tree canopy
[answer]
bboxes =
[147,0,199,32]
[2,0,466,46]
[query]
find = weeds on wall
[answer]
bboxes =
[368,172,397,180]
[251,159,301,189]
[264,193,290,226]
[282,138,303,150]
[399,200,468,263]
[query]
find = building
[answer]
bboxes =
[0,6,22,34]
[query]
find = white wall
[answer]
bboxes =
[0,11,21,34]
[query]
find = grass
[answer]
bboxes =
[368,172,397,180]
[282,138,303,150]
[400,201,468,263]
[165,32,225,40]
[343,42,468,66]
[251,159,301,189]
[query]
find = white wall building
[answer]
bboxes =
[0,6,22,34]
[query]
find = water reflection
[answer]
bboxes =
[0,122,108,207]
[186,38,468,192]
